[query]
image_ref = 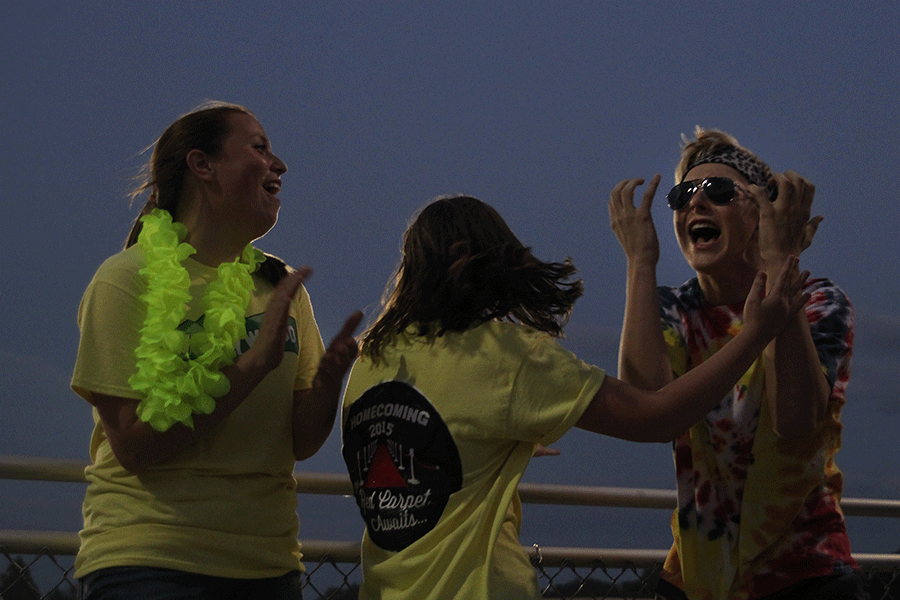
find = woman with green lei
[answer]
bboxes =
[71,102,361,600]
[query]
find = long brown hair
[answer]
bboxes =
[125,101,286,285]
[361,195,583,360]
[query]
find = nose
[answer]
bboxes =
[687,187,711,210]
[272,155,287,175]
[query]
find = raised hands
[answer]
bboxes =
[245,267,313,376]
[316,310,364,389]
[608,174,662,266]
[747,171,822,272]
[246,267,362,387]
[282,274,363,461]
[742,255,811,342]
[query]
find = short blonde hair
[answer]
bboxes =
[674,127,777,201]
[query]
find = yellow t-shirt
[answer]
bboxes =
[341,321,604,600]
[71,245,325,579]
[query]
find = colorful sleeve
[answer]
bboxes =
[658,285,689,377]
[804,279,853,392]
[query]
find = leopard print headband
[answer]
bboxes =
[684,145,778,201]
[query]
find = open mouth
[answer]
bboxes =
[689,222,721,244]
[263,181,281,195]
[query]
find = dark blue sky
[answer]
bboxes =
[3,2,899,555]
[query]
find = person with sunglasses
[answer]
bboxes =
[609,128,866,600]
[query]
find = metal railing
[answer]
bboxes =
[2,455,900,599]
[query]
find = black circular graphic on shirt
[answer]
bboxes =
[342,380,462,551]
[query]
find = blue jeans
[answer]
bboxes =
[78,566,303,600]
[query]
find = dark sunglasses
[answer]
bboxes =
[666,177,741,210]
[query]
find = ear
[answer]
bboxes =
[186,149,216,181]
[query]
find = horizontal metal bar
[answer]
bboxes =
[518,482,675,509]
[0,456,89,483]
[3,455,900,517]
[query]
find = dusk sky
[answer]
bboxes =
[3,2,899,559]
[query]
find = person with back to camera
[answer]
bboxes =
[608,127,867,600]
[70,101,362,600]
[338,194,809,600]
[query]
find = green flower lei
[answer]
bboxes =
[128,208,265,432]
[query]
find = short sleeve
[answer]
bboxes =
[71,278,146,404]
[659,285,690,377]
[804,280,853,393]
[292,285,326,391]
[508,335,604,446]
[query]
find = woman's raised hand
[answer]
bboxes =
[748,171,821,272]
[245,267,312,375]
[609,174,662,266]
[316,310,363,389]
[742,255,810,341]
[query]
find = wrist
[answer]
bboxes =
[760,250,795,272]
[231,348,272,390]
[627,259,658,277]
[313,366,344,398]
[736,323,770,356]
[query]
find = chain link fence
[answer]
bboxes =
[3,546,900,600]
[2,458,900,599]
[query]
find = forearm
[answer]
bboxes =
[97,350,272,473]
[292,377,341,461]
[759,237,828,436]
[581,326,767,442]
[650,327,768,437]
[765,310,830,437]
[584,256,805,441]
[618,261,672,389]
[291,310,363,460]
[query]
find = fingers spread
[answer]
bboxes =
[610,177,653,205]
[610,178,636,200]
[610,176,659,217]
[749,269,768,303]
[776,171,815,211]
[609,178,642,221]
[639,174,661,210]
[747,183,772,210]
[337,311,364,341]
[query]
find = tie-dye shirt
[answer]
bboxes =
[657,277,857,600]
